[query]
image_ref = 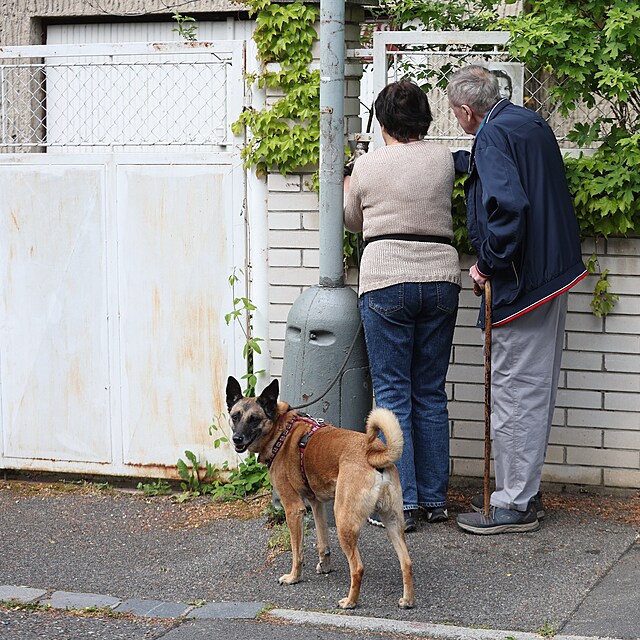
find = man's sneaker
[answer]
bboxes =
[457,504,540,535]
[422,506,449,523]
[470,491,545,520]
[368,510,417,533]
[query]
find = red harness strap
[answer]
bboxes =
[265,415,296,469]
[265,414,327,481]
[296,417,327,495]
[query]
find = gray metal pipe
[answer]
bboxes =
[318,0,345,288]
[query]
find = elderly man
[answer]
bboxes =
[448,65,587,534]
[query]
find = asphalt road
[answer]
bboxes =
[0,483,638,640]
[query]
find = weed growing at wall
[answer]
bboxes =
[171,10,198,41]
[225,268,264,396]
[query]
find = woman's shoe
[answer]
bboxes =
[368,510,417,532]
[403,510,417,532]
[423,506,449,523]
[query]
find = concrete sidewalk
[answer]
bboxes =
[0,482,638,639]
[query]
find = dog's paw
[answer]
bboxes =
[278,573,301,585]
[316,559,331,574]
[338,597,357,610]
[398,597,414,609]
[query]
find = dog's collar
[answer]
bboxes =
[265,415,297,468]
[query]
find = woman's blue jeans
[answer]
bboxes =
[359,282,459,511]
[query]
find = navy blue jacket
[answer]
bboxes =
[453,99,587,327]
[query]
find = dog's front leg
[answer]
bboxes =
[279,502,306,585]
[309,498,331,574]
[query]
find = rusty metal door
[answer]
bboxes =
[0,153,246,477]
[0,42,247,478]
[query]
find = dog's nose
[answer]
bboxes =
[232,434,244,446]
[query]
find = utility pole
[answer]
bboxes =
[280,0,371,430]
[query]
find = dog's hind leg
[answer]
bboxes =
[334,479,370,609]
[309,498,331,575]
[379,479,415,609]
[384,519,414,608]
[278,495,307,585]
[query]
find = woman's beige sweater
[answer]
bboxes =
[344,139,461,296]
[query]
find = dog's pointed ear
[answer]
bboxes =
[226,376,244,411]
[257,379,279,421]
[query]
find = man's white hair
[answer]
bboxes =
[447,65,501,115]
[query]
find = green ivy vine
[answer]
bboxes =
[231,0,320,177]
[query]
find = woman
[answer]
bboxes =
[344,79,460,532]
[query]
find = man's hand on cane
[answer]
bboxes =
[470,263,489,296]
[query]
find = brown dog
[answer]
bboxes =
[225,376,414,610]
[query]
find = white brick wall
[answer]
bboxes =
[447,239,640,490]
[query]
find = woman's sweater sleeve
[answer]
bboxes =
[344,167,363,233]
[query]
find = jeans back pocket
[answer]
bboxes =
[436,282,460,314]
[366,283,405,316]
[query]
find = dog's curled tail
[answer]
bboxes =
[365,407,403,469]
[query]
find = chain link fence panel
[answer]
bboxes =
[0,43,243,151]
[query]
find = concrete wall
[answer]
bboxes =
[0,1,238,45]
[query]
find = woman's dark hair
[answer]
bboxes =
[374,79,433,142]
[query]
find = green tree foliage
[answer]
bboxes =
[505,0,640,239]
[378,0,508,31]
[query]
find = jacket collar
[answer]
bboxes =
[468,98,510,172]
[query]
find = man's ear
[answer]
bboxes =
[226,376,244,411]
[461,104,472,119]
[257,379,279,421]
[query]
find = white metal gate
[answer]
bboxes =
[0,42,247,478]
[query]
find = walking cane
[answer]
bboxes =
[474,280,492,516]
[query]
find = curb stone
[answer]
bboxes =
[0,585,264,621]
[114,598,194,619]
[0,586,47,604]
[40,591,121,610]
[186,602,268,619]
[269,609,628,640]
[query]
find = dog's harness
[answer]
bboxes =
[265,414,327,495]
[296,416,327,495]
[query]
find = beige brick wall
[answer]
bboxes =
[266,167,640,490]
[448,240,640,490]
